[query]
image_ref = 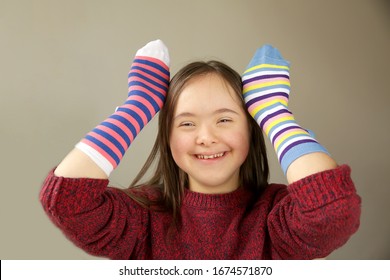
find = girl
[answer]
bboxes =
[40,40,361,259]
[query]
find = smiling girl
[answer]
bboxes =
[40,40,361,259]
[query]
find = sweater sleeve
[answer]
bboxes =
[267,164,361,259]
[39,168,146,259]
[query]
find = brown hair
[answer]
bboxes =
[125,60,269,223]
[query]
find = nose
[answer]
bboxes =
[195,125,217,146]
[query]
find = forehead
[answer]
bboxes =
[175,73,242,112]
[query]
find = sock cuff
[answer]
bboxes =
[280,141,330,174]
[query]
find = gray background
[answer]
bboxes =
[1,0,389,259]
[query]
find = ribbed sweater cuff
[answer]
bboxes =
[287,165,356,211]
[41,168,110,216]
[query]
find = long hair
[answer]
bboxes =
[125,60,269,224]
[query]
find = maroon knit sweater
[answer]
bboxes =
[40,165,360,259]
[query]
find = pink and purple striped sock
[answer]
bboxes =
[242,44,329,174]
[76,40,170,176]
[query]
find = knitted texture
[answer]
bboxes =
[242,44,329,174]
[76,40,170,176]
[40,165,361,259]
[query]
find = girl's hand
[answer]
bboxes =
[242,45,333,180]
[56,40,170,179]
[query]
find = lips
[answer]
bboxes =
[195,152,225,160]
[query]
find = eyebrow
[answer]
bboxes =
[174,108,239,120]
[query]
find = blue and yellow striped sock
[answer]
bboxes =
[242,44,329,174]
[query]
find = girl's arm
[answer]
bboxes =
[242,45,360,258]
[54,148,108,179]
[41,40,170,258]
[268,165,361,259]
[40,168,146,259]
[286,152,337,184]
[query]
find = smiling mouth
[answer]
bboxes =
[196,152,225,160]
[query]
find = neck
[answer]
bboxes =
[188,179,240,194]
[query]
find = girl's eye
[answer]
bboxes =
[218,118,232,123]
[180,122,195,127]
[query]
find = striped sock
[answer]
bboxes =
[76,40,170,176]
[242,44,329,174]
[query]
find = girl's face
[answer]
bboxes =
[170,73,250,194]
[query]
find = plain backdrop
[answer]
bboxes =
[1,0,389,259]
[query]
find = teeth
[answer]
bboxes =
[197,153,224,159]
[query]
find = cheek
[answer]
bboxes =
[227,128,251,160]
[169,131,191,161]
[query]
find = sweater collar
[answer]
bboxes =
[182,187,252,209]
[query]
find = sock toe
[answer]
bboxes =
[135,39,170,67]
[246,44,290,69]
